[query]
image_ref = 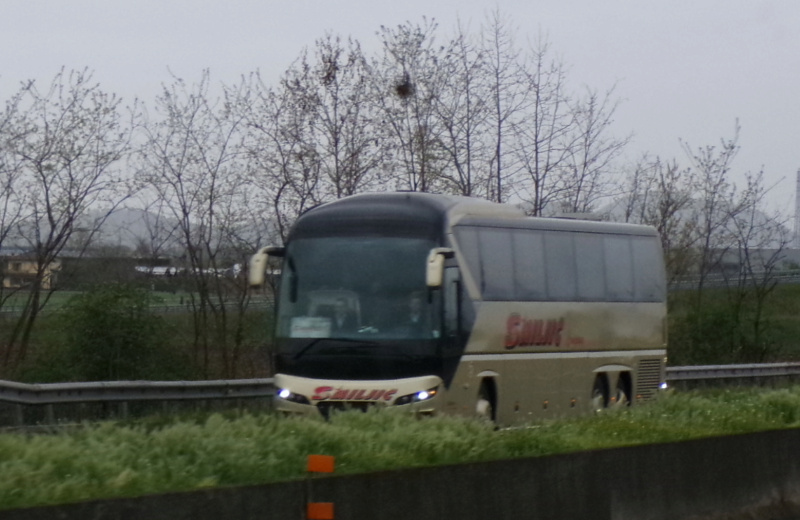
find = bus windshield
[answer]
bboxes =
[276,236,441,343]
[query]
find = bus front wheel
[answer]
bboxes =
[476,380,496,423]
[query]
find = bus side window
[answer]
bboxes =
[478,228,514,300]
[544,232,577,300]
[604,236,634,301]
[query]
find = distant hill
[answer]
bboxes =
[88,208,180,252]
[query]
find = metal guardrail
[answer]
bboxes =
[0,378,275,406]
[2,363,799,406]
[1,363,799,427]
[0,378,275,427]
[665,362,800,383]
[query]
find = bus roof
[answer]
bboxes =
[454,215,659,236]
[289,192,657,240]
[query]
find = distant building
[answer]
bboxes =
[0,255,60,290]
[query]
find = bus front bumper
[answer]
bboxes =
[274,374,443,417]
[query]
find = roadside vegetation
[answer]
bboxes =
[668,283,800,366]
[6,279,800,383]
[21,284,184,382]
[2,386,800,510]
[3,283,272,382]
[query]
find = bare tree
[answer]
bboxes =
[370,18,449,192]
[480,9,528,202]
[433,20,494,197]
[618,154,656,224]
[619,155,697,283]
[301,34,386,199]
[1,69,132,365]
[559,86,630,214]
[510,36,574,215]
[128,194,182,264]
[682,122,746,296]
[137,70,255,378]
[649,123,794,364]
[0,86,29,311]
[723,171,789,361]
[242,71,323,244]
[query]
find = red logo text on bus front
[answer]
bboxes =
[505,314,565,349]
[312,386,398,402]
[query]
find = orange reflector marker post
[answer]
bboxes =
[307,454,335,473]
[307,502,335,520]
[306,455,336,519]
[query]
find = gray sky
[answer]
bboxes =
[2,0,798,212]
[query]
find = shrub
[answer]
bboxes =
[43,284,187,381]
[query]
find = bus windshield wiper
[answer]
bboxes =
[293,337,379,360]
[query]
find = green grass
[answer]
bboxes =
[667,283,800,363]
[759,284,800,358]
[2,290,274,382]
[1,290,191,311]
[2,386,800,510]
[0,290,82,310]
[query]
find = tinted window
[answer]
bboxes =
[454,225,663,303]
[632,236,666,301]
[544,232,577,300]
[479,228,514,300]
[513,230,547,300]
[454,227,482,293]
[604,235,634,301]
[575,233,606,301]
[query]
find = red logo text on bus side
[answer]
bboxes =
[312,386,399,402]
[505,314,565,349]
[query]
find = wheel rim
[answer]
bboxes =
[591,388,605,413]
[476,381,495,422]
[476,398,492,419]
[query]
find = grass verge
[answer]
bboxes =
[2,386,800,510]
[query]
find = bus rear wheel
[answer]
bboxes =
[611,373,632,408]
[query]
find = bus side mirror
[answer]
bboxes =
[426,247,454,288]
[249,246,285,287]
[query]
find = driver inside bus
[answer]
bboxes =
[401,291,430,336]
[331,297,358,334]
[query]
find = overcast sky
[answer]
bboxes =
[2,0,798,212]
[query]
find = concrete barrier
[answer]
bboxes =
[4,428,800,520]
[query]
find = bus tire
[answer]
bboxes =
[612,372,632,408]
[476,379,496,423]
[591,374,609,413]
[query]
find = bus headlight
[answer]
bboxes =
[394,387,439,406]
[277,388,311,405]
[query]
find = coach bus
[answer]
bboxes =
[249,192,667,425]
